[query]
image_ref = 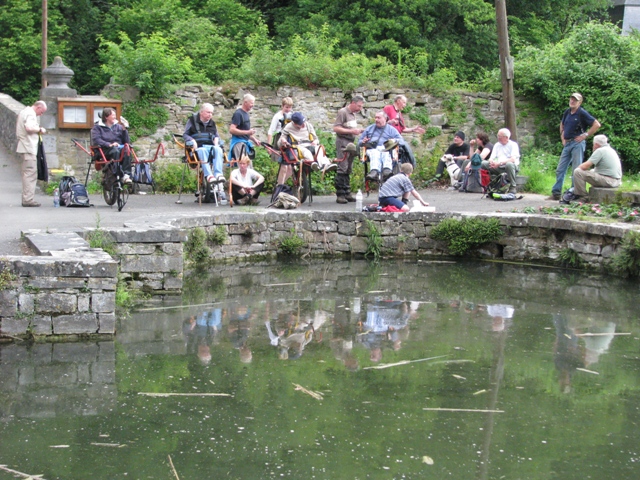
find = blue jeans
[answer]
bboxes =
[196,145,224,178]
[552,140,585,195]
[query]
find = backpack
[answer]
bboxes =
[461,170,484,193]
[58,176,79,207]
[133,162,154,185]
[272,192,300,209]
[484,172,510,197]
[66,182,91,207]
[270,183,293,203]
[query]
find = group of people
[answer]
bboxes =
[16,91,623,209]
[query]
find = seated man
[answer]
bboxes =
[571,134,622,202]
[230,155,265,205]
[278,112,336,174]
[378,163,429,212]
[359,111,403,181]
[183,103,226,198]
[433,130,469,180]
[482,128,520,194]
[91,107,132,184]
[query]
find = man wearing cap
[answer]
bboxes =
[278,112,336,174]
[550,92,601,200]
[333,95,365,204]
[433,131,470,180]
[482,128,520,194]
[359,111,402,182]
[571,134,622,202]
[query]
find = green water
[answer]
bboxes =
[1,259,639,479]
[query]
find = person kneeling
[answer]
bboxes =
[378,163,429,212]
[231,155,265,206]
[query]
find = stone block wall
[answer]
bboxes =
[0,93,22,155]
[0,250,118,338]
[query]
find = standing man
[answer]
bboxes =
[16,100,47,207]
[333,95,365,204]
[550,92,601,200]
[229,93,260,161]
[571,134,622,202]
[482,128,520,194]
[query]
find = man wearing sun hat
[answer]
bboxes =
[359,110,402,182]
[550,92,601,200]
[278,111,335,173]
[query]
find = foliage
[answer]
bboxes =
[184,227,210,264]
[518,148,562,194]
[99,32,198,99]
[153,163,197,194]
[515,22,640,172]
[123,100,169,141]
[277,229,306,256]
[0,260,16,290]
[611,230,640,278]
[363,220,383,261]
[557,248,583,268]
[430,217,503,256]
[116,273,147,308]
[207,226,227,246]
[86,228,117,257]
[532,202,640,223]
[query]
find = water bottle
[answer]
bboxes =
[355,189,363,212]
[53,188,60,207]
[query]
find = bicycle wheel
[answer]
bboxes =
[103,184,117,206]
[299,165,311,204]
[117,184,129,211]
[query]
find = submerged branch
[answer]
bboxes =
[138,392,233,397]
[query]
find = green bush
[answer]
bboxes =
[123,100,169,141]
[364,220,383,261]
[154,163,197,194]
[611,230,640,277]
[184,227,210,264]
[430,217,503,256]
[277,229,306,256]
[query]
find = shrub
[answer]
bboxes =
[184,227,211,264]
[611,230,640,277]
[154,163,197,194]
[364,219,383,261]
[123,100,169,141]
[430,217,503,256]
[277,229,306,256]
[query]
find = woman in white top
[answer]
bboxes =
[230,155,265,205]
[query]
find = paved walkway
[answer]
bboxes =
[0,140,555,255]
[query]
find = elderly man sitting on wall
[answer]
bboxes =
[571,134,622,202]
[482,128,520,194]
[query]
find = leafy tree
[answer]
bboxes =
[516,22,640,172]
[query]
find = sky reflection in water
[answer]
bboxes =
[1,259,639,479]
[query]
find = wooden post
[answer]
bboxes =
[495,0,517,140]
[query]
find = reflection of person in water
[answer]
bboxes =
[227,304,253,363]
[358,300,411,362]
[183,309,222,365]
[331,297,362,371]
[277,309,328,360]
[486,304,514,332]
[582,321,616,367]
[553,314,585,394]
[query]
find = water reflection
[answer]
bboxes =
[1,259,639,479]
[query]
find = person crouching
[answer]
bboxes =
[378,163,429,212]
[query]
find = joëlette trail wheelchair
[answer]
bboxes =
[72,138,163,211]
[173,133,229,206]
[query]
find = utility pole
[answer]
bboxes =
[42,0,48,88]
[495,0,517,140]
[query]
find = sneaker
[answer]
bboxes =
[322,163,337,173]
[206,175,215,184]
[237,196,249,205]
[336,196,348,204]
[122,174,133,185]
[547,194,561,201]
[216,174,226,184]
[345,193,356,202]
[366,170,379,181]
[508,187,517,195]
[311,162,320,172]
[22,201,41,207]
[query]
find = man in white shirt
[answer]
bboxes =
[16,100,47,207]
[481,128,520,194]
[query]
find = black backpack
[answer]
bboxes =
[58,176,78,206]
[59,175,91,207]
[484,172,510,197]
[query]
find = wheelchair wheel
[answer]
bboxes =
[299,165,311,204]
[117,184,129,212]
[103,184,117,206]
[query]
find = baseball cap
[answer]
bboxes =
[570,93,583,102]
[291,112,306,125]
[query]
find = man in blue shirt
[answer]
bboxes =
[359,111,402,181]
[550,93,601,200]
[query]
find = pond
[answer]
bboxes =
[1,259,639,479]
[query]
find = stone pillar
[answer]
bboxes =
[39,56,77,169]
[611,0,640,34]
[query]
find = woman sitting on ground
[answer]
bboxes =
[230,155,265,205]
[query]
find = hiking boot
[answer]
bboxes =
[22,202,41,207]
[236,196,249,205]
[366,170,379,181]
[336,196,348,204]
[547,193,561,201]
[508,187,517,195]
[248,198,261,206]
[382,168,392,180]
[322,163,337,173]
[345,193,357,202]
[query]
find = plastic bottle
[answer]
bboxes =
[355,189,363,212]
[53,188,60,208]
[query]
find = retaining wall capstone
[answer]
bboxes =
[1,210,636,340]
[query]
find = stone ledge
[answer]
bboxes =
[589,187,640,206]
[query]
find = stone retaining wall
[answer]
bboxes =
[1,211,635,340]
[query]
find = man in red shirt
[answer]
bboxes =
[383,95,425,136]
